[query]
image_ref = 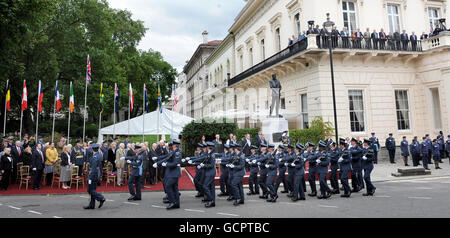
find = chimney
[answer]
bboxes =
[202,30,209,44]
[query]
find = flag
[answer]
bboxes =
[114,83,120,113]
[158,84,162,113]
[86,55,92,84]
[144,84,148,113]
[21,80,27,111]
[38,80,44,112]
[69,82,74,113]
[55,81,62,112]
[5,81,10,111]
[129,83,134,111]
[100,83,104,114]
[172,84,178,112]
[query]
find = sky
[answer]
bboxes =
[107,0,247,74]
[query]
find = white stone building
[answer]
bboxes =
[182,0,450,143]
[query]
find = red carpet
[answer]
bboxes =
[0,169,195,196]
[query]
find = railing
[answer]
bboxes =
[228,37,309,86]
[421,31,450,51]
[315,34,423,52]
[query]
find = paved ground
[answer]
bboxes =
[1,172,450,218]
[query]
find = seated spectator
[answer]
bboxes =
[21,146,32,166]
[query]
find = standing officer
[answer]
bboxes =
[349,138,363,192]
[316,141,331,199]
[256,143,269,199]
[246,145,260,196]
[228,146,245,206]
[73,140,85,177]
[84,144,106,209]
[217,144,232,197]
[126,145,144,201]
[446,135,450,161]
[385,133,396,164]
[426,134,432,165]
[338,139,352,197]
[291,144,306,201]
[432,139,442,169]
[400,136,410,166]
[438,135,445,162]
[265,144,279,203]
[410,137,420,167]
[420,137,430,170]
[369,132,380,164]
[362,139,376,196]
[158,140,182,210]
[200,142,217,208]
[306,142,318,197]
[328,141,340,194]
[274,145,288,194]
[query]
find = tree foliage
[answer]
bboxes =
[289,117,334,145]
[0,0,177,138]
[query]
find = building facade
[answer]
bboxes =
[182,0,450,143]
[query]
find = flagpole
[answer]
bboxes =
[113,83,116,139]
[52,81,57,143]
[142,84,145,143]
[67,81,72,144]
[35,80,40,139]
[3,79,8,137]
[19,80,25,141]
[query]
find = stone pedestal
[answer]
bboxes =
[261,117,289,145]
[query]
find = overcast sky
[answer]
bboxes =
[107,0,246,74]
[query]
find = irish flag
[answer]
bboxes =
[55,81,62,112]
[69,81,74,113]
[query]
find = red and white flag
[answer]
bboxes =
[21,80,27,111]
[38,80,44,112]
[55,81,62,112]
[129,83,134,111]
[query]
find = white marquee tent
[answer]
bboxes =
[98,109,194,143]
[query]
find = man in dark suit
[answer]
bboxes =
[379,28,387,50]
[254,130,264,149]
[10,141,22,184]
[139,144,150,187]
[400,30,409,50]
[241,134,252,157]
[410,31,418,51]
[331,26,340,48]
[213,134,224,154]
[393,30,401,50]
[354,28,363,49]
[371,30,379,50]
[31,143,45,190]
[148,143,158,185]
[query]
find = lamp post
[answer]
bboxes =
[323,13,339,144]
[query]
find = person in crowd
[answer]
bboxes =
[10,141,22,184]
[0,147,13,191]
[148,143,158,185]
[241,133,252,157]
[371,29,379,50]
[139,144,150,188]
[340,27,350,48]
[393,29,401,50]
[420,137,430,170]
[420,32,428,40]
[84,144,106,209]
[361,139,376,196]
[57,137,66,154]
[115,143,126,186]
[432,139,442,169]
[369,132,380,164]
[364,28,371,49]
[446,135,450,161]
[331,26,340,48]
[73,140,85,177]
[379,28,387,50]
[410,137,421,167]
[410,31,418,51]
[214,134,224,154]
[400,29,409,50]
[108,142,117,172]
[200,135,207,145]
[21,146,33,166]
[45,142,58,186]
[226,134,234,146]
[60,145,72,189]
[385,133,396,164]
[400,136,410,166]
[31,143,45,190]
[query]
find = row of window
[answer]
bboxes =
[299,88,442,133]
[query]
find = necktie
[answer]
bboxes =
[18,147,21,156]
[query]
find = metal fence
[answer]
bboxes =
[315,35,423,52]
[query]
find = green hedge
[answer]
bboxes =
[236,128,260,141]
[289,117,334,145]
[181,120,238,156]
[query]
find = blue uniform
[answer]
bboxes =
[230,153,245,201]
[201,150,217,203]
[317,150,331,197]
[369,137,380,163]
[400,140,409,157]
[432,143,440,161]
[190,152,206,196]
[161,149,181,205]
[264,153,279,199]
[446,139,450,161]
[246,153,260,194]
[419,141,430,169]
[292,152,305,200]
[338,148,352,195]
[349,145,364,190]
[361,146,376,194]
[328,147,340,192]
[126,152,144,199]
[410,141,420,166]
[256,152,269,196]
[307,150,318,194]
[275,151,288,193]
[73,146,85,176]
[385,137,396,163]
[87,151,105,208]
[217,151,232,195]
[284,152,296,194]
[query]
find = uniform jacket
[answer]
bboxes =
[419,142,429,156]
[328,148,340,169]
[165,149,181,178]
[361,146,374,170]
[432,143,440,157]
[338,148,352,171]
[317,150,330,174]
[385,137,396,150]
[127,152,144,177]
[89,152,102,181]
[410,141,420,155]
[231,153,245,177]
[73,146,85,165]
[293,153,305,176]
[201,150,216,177]
[247,153,259,173]
[400,140,410,157]
[446,139,450,153]
[349,145,362,169]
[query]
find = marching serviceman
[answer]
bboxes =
[385,133,396,164]
[84,144,106,209]
[186,143,207,198]
[228,146,245,206]
[328,141,340,194]
[274,145,288,194]
[256,143,269,199]
[306,142,318,197]
[284,144,296,198]
[200,142,217,208]
[420,137,430,170]
[316,141,331,199]
[338,138,352,197]
[226,143,237,201]
[125,144,144,201]
[265,144,279,203]
[400,136,410,166]
[153,146,176,204]
[362,139,376,196]
[349,138,363,192]
[432,139,442,169]
[246,145,260,196]
[217,144,232,197]
[291,144,305,201]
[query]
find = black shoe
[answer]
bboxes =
[195,193,204,198]
[339,187,344,191]
[246,192,254,196]
[166,203,180,210]
[363,193,372,196]
[372,188,376,195]
[281,190,288,194]
[128,196,135,201]
[205,202,215,208]
[163,199,170,204]
[239,199,244,204]
[272,195,278,202]
[132,197,141,201]
[351,188,359,193]
[405,164,410,166]
[227,196,234,201]
[201,199,208,203]
[218,192,228,197]
[425,168,431,170]
[259,194,268,199]
[308,192,317,197]
[291,197,299,202]
[317,195,324,199]
[233,200,240,206]
[341,194,351,198]
[83,206,95,209]
[287,193,293,198]
[325,192,332,198]
[98,199,106,208]
[299,197,305,200]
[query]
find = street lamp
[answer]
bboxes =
[323,13,339,144]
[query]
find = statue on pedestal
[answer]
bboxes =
[269,74,282,118]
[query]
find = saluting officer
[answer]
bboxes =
[246,145,260,196]
[228,146,246,206]
[362,139,376,196]
[291,144,306,201]
[349,138,363,192]
[126,145,144,201]
[199,142,217,208]
[306,142,318,197]
[328,141,340,194]
[338,138,352,197]
[265,144,279,203]
[316,141,331,199]
[274,145,289,194]
[256,143,269,199]
[400,136,410,166]
[84,144,106,209]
